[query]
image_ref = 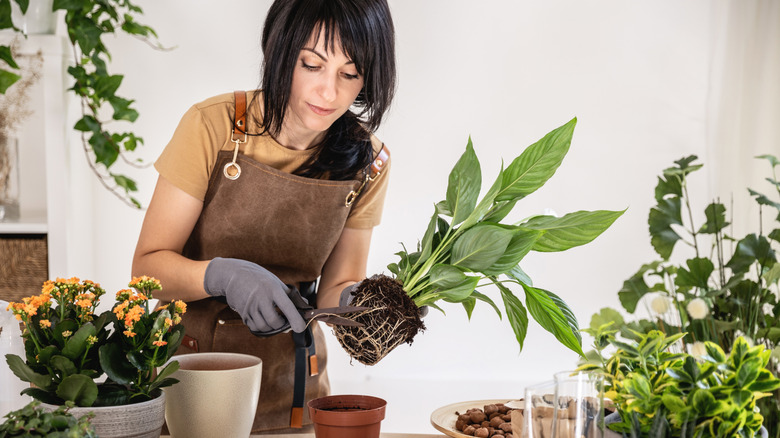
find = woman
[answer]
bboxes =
[131,0,396,433]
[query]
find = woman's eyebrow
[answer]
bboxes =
[302,47,355,65]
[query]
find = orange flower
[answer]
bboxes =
[41,281,55,295]
[39,319,51,328]
[153,340,168,347]
[124,305,145,326]
[164,317,173,328]
[123,329,136,338]
[174,300,187,314]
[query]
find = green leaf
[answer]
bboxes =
[749,188,780,211]
[149,361,180,391]
[109,96,139,122]
[56,374,98,406]
[589,307,624,331]
[445,137,481,225]
[53,0,85,11]
[113,174,138,193]
[49,355,77,377]
[418,207,440,266]
[61,323,96,360]
[13,0,28,14]
[73,115,101,132]
[730,389,753,409]
[495,282,528,353]
[736,357,762,387]
[545,289,581,347]
[648,197,683,259]
[699,202,729,234]
[99,342,137,385]
[451,224,514,271]
[5,354,53,389]
[507,264,533,286]
[471,290,502,318]
[0,45,19,69]
[0,0,13,29]
[496,118,576,202]
[674,257,714,289]
[726,234,775,275]
[0,68,21,93]
[764,263,780,286]
[523,283,584,356]
[756,154,780,168]
[89,131,119,167]
[482,228,542,275]
[482,199,518,223]
[521,210,624,252]
[662,393,687,412]
[618,262,660,313]
[429,264,479,302]
[461,297,476,319]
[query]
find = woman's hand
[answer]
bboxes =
[204,257,307,334]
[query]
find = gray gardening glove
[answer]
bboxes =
[204,257,306,334]
[338,281,429,317]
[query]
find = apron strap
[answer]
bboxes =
[291,326,315,428]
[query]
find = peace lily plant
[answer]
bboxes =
[334,118,625,365]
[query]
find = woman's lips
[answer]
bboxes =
[307,103,336,116]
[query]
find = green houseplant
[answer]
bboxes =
[0,400,97,438]
[4,276,186,407]
[579,327,780,437]
[0,0,163,207]
[587,154,780,436]
[334,118,625,365]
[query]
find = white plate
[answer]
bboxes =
[430,399,523,438]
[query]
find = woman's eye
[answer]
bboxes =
[343,72,360,80]
[301,61,319,71]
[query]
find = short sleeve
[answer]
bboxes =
[345,137,392,229]
[154,105,222,201]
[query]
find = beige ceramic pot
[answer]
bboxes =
[308,394,387,438]
[40,391,165,438]
[161,352,262,438]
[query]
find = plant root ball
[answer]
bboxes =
[332,274,426,365]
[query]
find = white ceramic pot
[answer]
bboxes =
[41,391,166,438]
[0,301,29,415]
[161,352,263,438]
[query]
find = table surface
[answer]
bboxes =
[164,434,443,437]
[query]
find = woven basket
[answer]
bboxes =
[0,234,48,302]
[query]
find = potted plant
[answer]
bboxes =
[579,326,780,437]
[587,154,780,435]
[4,276,187,437]
[0,0,163,207]
[334,118,625,365]
[0,400,97,438]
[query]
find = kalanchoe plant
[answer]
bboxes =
[589,154,780,435]
[334,118,625,365]
[4,276,186,407]
[0,400,97,438]
[579,327,780,438]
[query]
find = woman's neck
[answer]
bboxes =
[275,118,326,151]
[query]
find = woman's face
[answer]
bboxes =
[283,28,364,148]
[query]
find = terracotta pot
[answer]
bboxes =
[308,394,386,438]
[40,391,165,438]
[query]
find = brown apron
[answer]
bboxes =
[174,91,387,433]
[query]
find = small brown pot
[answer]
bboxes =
[308,394,387,438]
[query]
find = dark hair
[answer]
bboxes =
[256,0,396,181]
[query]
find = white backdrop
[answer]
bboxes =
[56,0,779,433]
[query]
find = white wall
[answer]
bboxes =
[68,0,778,433]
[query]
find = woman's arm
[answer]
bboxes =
[316,227,373,308]
[132,175,211,302]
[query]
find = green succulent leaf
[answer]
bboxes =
[49,355,78,377]
[98,342,136,385]
[56,374,98,406]
[521,209,625,252]
[5,354,53,389]
[62,323,97,361]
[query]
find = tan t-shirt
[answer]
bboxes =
[155,91,390,229]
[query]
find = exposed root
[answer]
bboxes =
[333,274,425,365]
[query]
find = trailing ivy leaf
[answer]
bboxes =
[522,283,584,356]
[495,281,528,353]
[0,46,18,69]
[674,257,714,289]
[521,210,625,252]
[109,95,139,121]
[94,73,122,99]
[726,234,774,275]
[699,202,729,234]
[0,68,20,93]
[451,224,514,271]
[56,374,98,406]
[89,131,119,167]
[496,118,576,202]
[445,137,481,225]
[0,0,13,29]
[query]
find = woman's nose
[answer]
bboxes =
[317,73,337,102]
